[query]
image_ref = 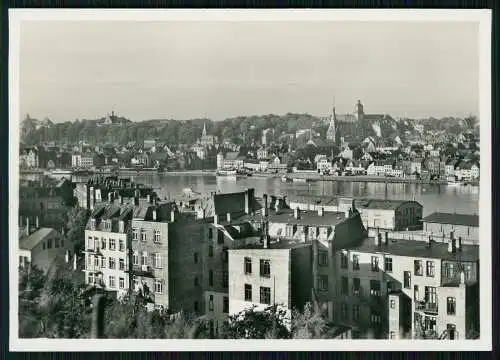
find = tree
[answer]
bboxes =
[65,206,89,255]
[291,302,328,339]
[220,304,290,339]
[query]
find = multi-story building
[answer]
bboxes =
[333,232,479,339]
[83,196,135,298]
[256,147,268,160]
[352,199,423,231]
[421,212,479,245]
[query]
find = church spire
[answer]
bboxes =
[326,96,337,142]
[202,122,207,137]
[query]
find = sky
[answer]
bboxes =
[19,20,479,122]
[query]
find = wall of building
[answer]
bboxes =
[394,203,423,231]
[204,290,229,336]
[436,285,467,339]
[332,212,367,249]
[423,222,479,243]
[290,245,313,311]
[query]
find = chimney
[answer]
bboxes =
[119,195,123,205]
[383,232,389,245]
[318,207,324,217]
[427,235,432,247]
[214,214,219,225]
[108,192,114,203]
[263,235,269,249]
[244,189,250,214]
[274,199,280,214]
[170,210,175,222]
[263,194,268,217]
[65,250,69,263]
[26,217,30,236]
[35,216,39,229]
[152,209,157,221]
[147,194,151,203]
[294,207,300,219]
[447,238,453,253]
[456,236,462,251]
[73,254,77,270]
[226,212,231,223]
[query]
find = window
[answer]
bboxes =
[352,254,360,270]
[318,251,328,266]
[223,296,229,313]
[87,236,92,249]
[389,331,396,339]
[104,220,111,230]
[117,277,124,289]
[109,276,116,288]
[94,237,98,249]
[464,263,472,280]
[370,311,381,325]
[244,284,252,301]
[208,245,213,257]
[370,280,381,296]
[154,230,161,243]
[116,257,124,270]
[55,238,60,248]
[371,256,379,272]
[341,303,349,321]
[209,270,214,287]
[47,239,52,249]
[340,252,348,269]
[90,219,96,230]
[223,270,229,288]
[414,260,423,276]
[141,252,148,266]
[390,299,396,309]
[88,273,94,284]
[194,276,199,286]
[209,295,214,311]
[154,253,162,268]
[141,230,147,241]
[108,257,116,269]
[222,247,228,263]
[244,257,252,274]
[92,255,99,267]
[109,238,116,251]
[260,259,271,278]
[385,257,393,272]
[341,276,348,295]
[426,261,435,277]
[101,238,107,250]
[194,252,199,264]
[154,279,163,294]
[414,285,420,301]
[352,305,360,321]
[208,227,213,239]
[217,230,224,244]
[445,263,455,278]
[119,239,125,252]
[447,297,456,315]
[425,286,437,304]
[260,287,271,305]
[404,271,411,289]
[352,278,361,295]
[318,275,328,291]
[133,251,139,265]
[133,228,138,240]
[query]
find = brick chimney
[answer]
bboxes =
[73,254,77,270]
[108,192,114,204]
[170,209,176,222]
[447,238,453,253]
[26,217,30,236]
[152,208,157,221]
[383,232,389,245]
[65,250,70,263]
[294,207,300,219]
[262,194,268,217]
[214,214,219,225]
[35,216,39,229]
[374,231,381,246]
[147,194,151,203]
[318,207,324,217]
[226,212,231,223]
[244,189,250,214]
[456,236,462,251]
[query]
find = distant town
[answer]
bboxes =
[18,100,480,340]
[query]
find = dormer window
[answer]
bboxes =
[119,220,125,233]
[104,220,112,231]
[90,218,96,230]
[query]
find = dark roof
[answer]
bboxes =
[230,239,311,251]
[19,227,57,250]
[422,212,479,227]
[268,209,346,226]
[350,237,479,262]
[354,199,422,211]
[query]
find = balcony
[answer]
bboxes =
[415,301,438,315]
[128,264,155,278]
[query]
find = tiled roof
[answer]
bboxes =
[350,236,479,262]
[19,227,56,250]
[422,212,479,227]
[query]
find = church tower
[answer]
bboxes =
[202,122,207,137]
[326,103,337,142]
[354,100,364,122]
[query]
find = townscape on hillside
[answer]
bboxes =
[20,100,480,185]
[17,100,480,340]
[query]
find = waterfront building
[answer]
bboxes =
[198,123,218,147]
[421,212,479,245]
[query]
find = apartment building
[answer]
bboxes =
[333,231,479,339]
[83,195,134,298]
[422,212,479,245]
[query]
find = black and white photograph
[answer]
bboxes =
[9,9,492,351]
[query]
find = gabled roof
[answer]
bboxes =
[422,212,479,227]
[19,227,57,250]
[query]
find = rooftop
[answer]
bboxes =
[422,212,479,227]
[350,237,479,262]
[19,227,56,250]
[230,239,311,251]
